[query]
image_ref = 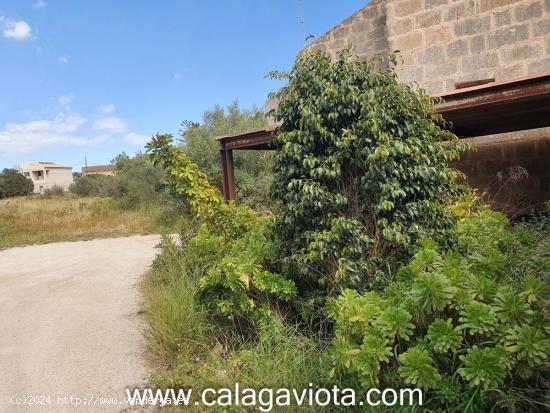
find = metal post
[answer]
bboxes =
[219,149,236,202]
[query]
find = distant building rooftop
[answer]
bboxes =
[18,162,72,170]
[82,165,116,175]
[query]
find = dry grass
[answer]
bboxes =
[0,194,175,249]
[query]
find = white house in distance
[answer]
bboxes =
[17,162,73,194]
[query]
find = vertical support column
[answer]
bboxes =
[219,148,236,202]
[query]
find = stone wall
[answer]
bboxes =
[304,0,550,94]
[304,0,389,62]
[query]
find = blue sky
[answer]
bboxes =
[0,0,367,171]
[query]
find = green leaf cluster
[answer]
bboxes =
[326,201,550,410]
[0,168,34,198]
[146,134,296,323]
[269,50,467,296]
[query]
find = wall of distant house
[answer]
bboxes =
[26,168,73,193]
[304,0,550,94]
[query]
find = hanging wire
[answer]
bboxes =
[299,0,305,42]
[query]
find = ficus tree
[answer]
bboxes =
[268,50,467,296]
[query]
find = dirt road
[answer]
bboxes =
[0,235,161,413]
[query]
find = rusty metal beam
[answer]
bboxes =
[216,126,278,150]
[214,72,550,203]
[435,72,550,136]
[214,72,550,150]
[220,149,236,201]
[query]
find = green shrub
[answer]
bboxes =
[269,50,466,297]
[69,174,114,197]
[110,153,168,210]
[0,168,34,198]
[325,203,550,411]
[147,134,296,325]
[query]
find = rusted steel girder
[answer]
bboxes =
[215,72,550,202]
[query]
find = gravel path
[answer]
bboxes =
[0,235,162,413]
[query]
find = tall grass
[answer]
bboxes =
[141,236,326,411]
[0,194,182,248]
[141,237,212,363]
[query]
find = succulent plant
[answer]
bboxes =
[427,318,462,353]
[377,307,415,341]
[398,346,441,390]
[493,286,533,325]
[505,325,550,367]
[458,346,507,389]
[459,301,497,335]
[411,272,455,314]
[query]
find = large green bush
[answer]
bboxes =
[0,168,34,198]
[141,52,549,412]
[147,134,295,325]
[69,174,114,197]
[269,51,466,297]
[70,153,172,210]
[43,185,65,197]
[110,153,168,210]
[326,201,550,412]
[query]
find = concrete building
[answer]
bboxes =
[216,0,550,213]
[17,162,73,194]
[82,165,116,176]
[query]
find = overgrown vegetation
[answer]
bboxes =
[43,185,65,197]
[326,198,549,411]
[0,168,34,198]
[147,134,295,324]
[70,153,170,209]
[0,195,177,248]
[142,51,549,412]
[69,153,182,228]
[70,174,113,197]
[181,101,273,209]
[269,51,466,301]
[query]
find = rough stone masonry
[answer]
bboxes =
[305,0,550,94]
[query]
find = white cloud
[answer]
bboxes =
[33,0,46,9]
[123,132,149,146]
[3,19,32,41]
[58,56,69,64]
[97,104,115,114]
[93,116,127,133]
[0,112,101,155]
[174,73,182,80]
[57,94,74,106]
